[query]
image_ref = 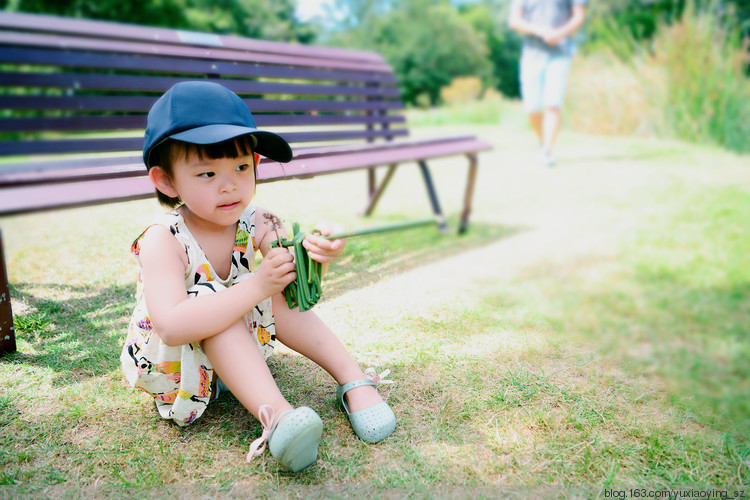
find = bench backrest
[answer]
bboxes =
[0,12,406,169]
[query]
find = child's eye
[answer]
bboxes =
[198,172,215,178]
[236,164,249,172]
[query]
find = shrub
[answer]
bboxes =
[566,1,750,153]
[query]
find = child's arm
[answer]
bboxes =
[138,224,295,346]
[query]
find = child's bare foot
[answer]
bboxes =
[343,384,383,413]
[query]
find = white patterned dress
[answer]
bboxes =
[120,205,275,426]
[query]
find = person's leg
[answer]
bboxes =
[202,318,293,420]
[528,111,544,144]
[542,106,561,154]
[520,54,544,145]
[540,55,572,157]
[271,294,383,413]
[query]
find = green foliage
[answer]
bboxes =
[3,0,316,42]
[458,1,522,99]
[13,311,50,337]
[5,0,750,144]
[577,0,750,154]
[652,2,750,153]
[328,0,492,106]
[586,0,750,50]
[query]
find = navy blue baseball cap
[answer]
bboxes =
[143,81,293,168]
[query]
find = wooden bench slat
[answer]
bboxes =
[0,31,394,74]
[0,71,402,99]
[0,176,156,214]
[0,116,147,134]
[0,12,387,65]
[0,136,489,191]
[0,113,406,134]
[0,136,490,215]
[0,134,453,181]
[0,95,402,113]
[260,137,493,181]
[0,128,408,156]
[0,46,399,85]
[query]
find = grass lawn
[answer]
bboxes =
[1,109,748,498]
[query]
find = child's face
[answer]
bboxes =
[169,151,256,227]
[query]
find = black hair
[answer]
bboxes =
[149,135,257,208]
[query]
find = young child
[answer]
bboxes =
[120,81,396,472]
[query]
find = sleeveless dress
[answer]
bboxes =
[120,205,276,426]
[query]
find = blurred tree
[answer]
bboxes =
[328,0,491,106]
[4,0,745,102]
[2,0,316,42]
[457,0,521,98]
[587,0,750,46]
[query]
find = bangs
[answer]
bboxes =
[182,135,256,161]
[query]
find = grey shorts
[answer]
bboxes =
[520,54,572,112]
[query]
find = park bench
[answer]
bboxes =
[0,12,493,354]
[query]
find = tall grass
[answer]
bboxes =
[567,1,750,154]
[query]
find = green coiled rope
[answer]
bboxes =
[270,222,323,312]
[270,218,437,312]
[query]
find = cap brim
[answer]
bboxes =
[170,124,293,163]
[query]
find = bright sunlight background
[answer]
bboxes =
[295,0,337,21]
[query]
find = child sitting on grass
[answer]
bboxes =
[120,81,396,472]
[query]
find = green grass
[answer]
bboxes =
[406,97,511,127]
[1,122,749,496]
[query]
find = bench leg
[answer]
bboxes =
[459,154,479,235]
[367,167,376,198]
[362,164,397,216]
[0,230,17,355]
[418,161,449,233]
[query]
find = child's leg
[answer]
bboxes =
[201,318,293,420]
[271,294,383,413]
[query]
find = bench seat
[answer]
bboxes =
[0,12,493,354]
[0,135,489,215]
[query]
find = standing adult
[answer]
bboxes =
[509,0,586,166]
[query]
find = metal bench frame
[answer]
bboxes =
[0,12,493,354]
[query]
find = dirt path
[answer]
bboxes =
[311,123,750,354]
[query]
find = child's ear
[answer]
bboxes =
[148,166,178,198]
[253,152,260,167]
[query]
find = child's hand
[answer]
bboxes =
[255,247,296,297]
[303,222,347,263]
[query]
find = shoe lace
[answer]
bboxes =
[364,368,394,385]
[246,404,275,462]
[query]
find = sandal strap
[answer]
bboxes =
[364,368,394,385]
[337,368,395,414]
[246,405,293,462]
[339,378,376,395]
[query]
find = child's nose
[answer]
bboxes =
[218,173,237,192]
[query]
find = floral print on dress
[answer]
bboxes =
[120,205,276,426]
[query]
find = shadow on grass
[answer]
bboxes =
[3,282,133,383]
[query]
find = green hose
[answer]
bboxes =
[270,218,437,312]
[270,222,322,312]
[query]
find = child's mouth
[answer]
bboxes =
[219,202,239,210]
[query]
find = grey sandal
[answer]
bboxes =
[247,405,323,472]
[337,370,396,443]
